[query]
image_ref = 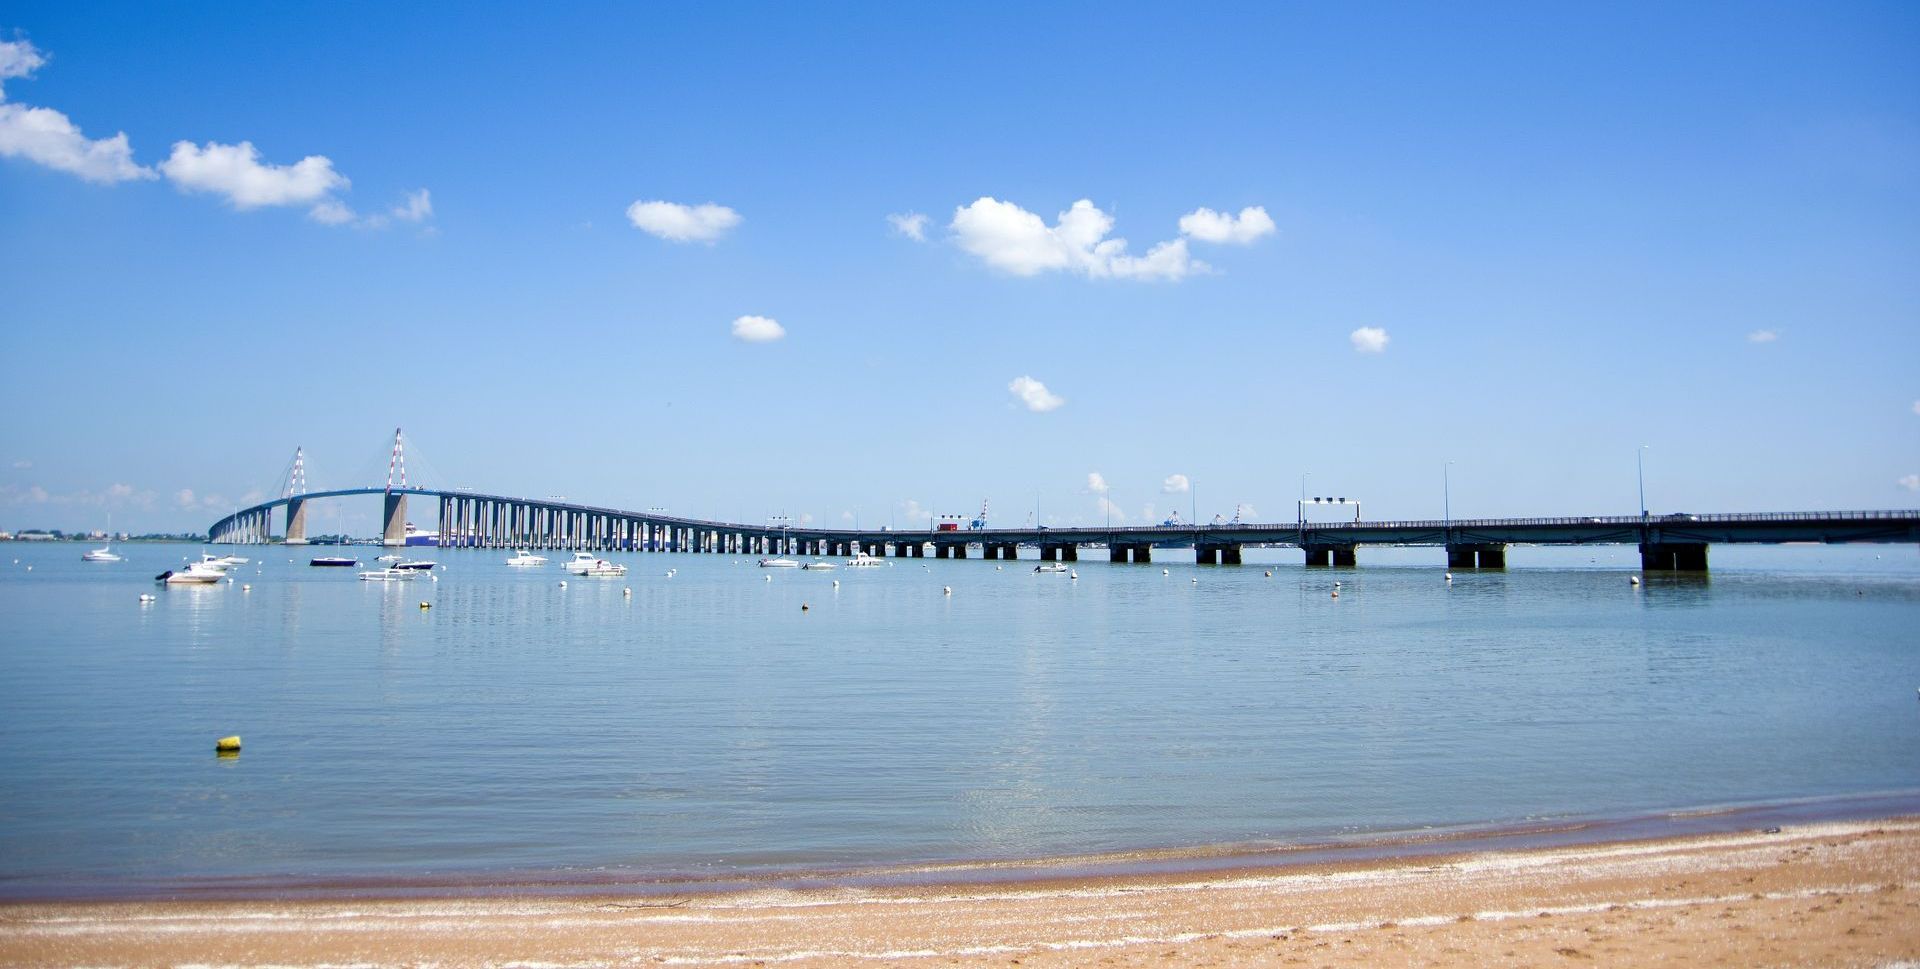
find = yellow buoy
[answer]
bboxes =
[215,735,242,752]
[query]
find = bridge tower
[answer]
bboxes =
[382,427,409,546]
[284,447,310,545]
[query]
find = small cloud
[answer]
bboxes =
[1747,329,1779,343]
[887,211,929,241]
[0,38,49,85]
[626,200,741,243]
[160,140,347,209]
[1007,375,1064,412]
[1177,205,1276,245]
[840,510,855,522]
[950,197,1206,281]
[798,512,814,525]
[899,498,932,523]
[1086,472,1109,495]
[10,459,29,469]
[0,38,155,185]
[106,483,133,498]
[1912,400,1919,417]
[1162,473,1190,494]
[391,188,431,223]
[1350,326,1390,354]
[1901,474,1920,492]
[1096,496,1125,521]
[174,488,197,508]
[731,315,785,343]
[308,199,357,225]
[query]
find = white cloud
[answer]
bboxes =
[1911,400,1919,417]
[106,483,133,498]
[899,499,933,523]
[1086,472,1110,494]
[1350,326,1390,353]
[308,199,357,225]
[841,511,855,522]
[160,140,347,209]
[798,512,814,525]
[1007,375,1064,412]
[10,459,29,469]
[174,488,197,508]
[949,197,1206,281]
[1901,474,1920,492]
[731,315,785,343]
[626,200,741,243]
[1162,473,1190,494]
[1178,205,1276,245]
[391,188,431,222]
[0,41,153,185]
[0,39,48,86]
[1096,496,1125,522]
[887,211,929,241]
[1747,329,1779,343]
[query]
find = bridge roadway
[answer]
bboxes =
[207,488,1920,572]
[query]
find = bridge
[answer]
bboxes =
[207,432,1920,572]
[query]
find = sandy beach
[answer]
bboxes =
[4,818,1918,967]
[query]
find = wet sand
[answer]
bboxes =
[4,819,1918,967]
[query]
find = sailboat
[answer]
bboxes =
[83,513,122,562]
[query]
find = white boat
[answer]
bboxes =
[209,554,249,567]
[563,551,604,574]
[581,559,627,577]
[505,550,547,566]
[191,553,233,571]
[358,568,419,581]
[391,559,437,571]
[1034,563,1070,573]
[156,562,225,584]
[376,554,403,563]
[82,545,122,562]
[802,560,837,571]
[758,557,800,568]
[844,552,884,568]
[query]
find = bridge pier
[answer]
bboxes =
[1109,543,1151,564]
[1304,544,1356,567]
[1640,542,1709,572]
[1195,543,1242,565]
[284,498,307,545]
[1446,543,1506,569]
[1039,543,1077,561]
[382,492,408,546]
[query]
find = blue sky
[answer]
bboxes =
[2,2,1916,535]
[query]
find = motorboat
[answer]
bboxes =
[82,545,122,562]
[214,554,249,567]
[578,558,627,577]
[156,562,225,584]
[1034,563,1070,573]
[758,557,800,568]
[310,556,359,567]
[376,554,403,563]
[358,568,418,581]
[564,551,603,574]
[844,552,884,568]
[505,550,548,566]
[391,559,437,571]
[195,553,232,571]
[802,560,837,571]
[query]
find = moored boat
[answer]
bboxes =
[581,559,627,577]
[156,562,226,584]
[505,550,547,566]
[310,556,359,567]
[391,559,437,571]
[844,551,884,568]
[82,545,122,562]
[1034,562,1070,573]
[358,568,418,581]
[802,560,837,571]
[563,551,602,574]
[758,557,800,568]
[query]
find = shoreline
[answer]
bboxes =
[6,788,1919,905]
[4,817,1917,967]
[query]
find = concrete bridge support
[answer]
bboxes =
[1304,544,1357,567]
[1039,543,1078,561]
[1640,542,1709,571]
[1195,543,1243,565]
[1446,543,1507,569]
[1109,543,1152,564]
[382,493,408,546]
[284,498,307,545]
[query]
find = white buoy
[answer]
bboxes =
[1163,568,1170,576]
[1629,575,1641,586]
[765,574,772,582]
[242,584,251,592]
[995,565,1003,571]
[1334,580,1342,588]
[559,580,568,588]
[1264,570,1272,577]
[943,585,952,596]
[1070,570,1079,580]
[1444,572,1453,581]
[832,579,840,587]
[138,593,155,603]
[623,587,632,596]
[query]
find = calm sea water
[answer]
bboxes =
[1,540,1916,896]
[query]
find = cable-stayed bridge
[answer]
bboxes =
[208,431,1920,572]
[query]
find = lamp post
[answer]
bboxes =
[1637,445,1649,521]
[1299,472,1310,525]
[1443,460,1455,538]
